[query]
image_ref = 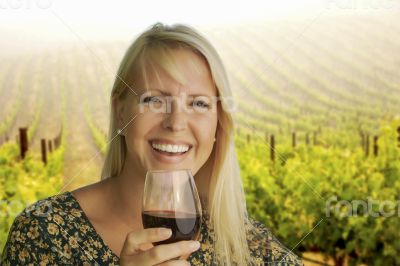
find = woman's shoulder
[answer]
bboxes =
[13,192,80,225]
[246,217,304,266]
[1,192,95,265]
[8,192,77,228]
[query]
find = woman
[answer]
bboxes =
[1,23,303,265]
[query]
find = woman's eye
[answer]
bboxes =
[143,96,162,104]
[192,100,210,109]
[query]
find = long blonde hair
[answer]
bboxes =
[101,23,257,265]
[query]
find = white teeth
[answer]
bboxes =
[151,142,190,153]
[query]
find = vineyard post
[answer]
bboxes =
[247,134,251,143]
[19,127,28,159]
[360,132,365,149]
[55,125,63,148]
[373,136,378,157]
[270,135,275,162]
[397,126,400,147]
[48,140,53,153]
[41,139,47,165]
[365,134,370,157]
[292,132,296,148]
[305,133,310,145]
[5,135,9,142]
[313,131,317,145]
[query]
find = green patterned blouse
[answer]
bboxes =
[1,192,303,265]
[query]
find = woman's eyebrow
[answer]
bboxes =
[147,89,215,97]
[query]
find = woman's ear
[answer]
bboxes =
[113,97,125,129]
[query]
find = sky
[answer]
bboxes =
[0,0,398,53]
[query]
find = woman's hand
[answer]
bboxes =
[120,228,201,266]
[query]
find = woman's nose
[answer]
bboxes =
[162,99,188,131]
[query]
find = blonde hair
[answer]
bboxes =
[101,23,257,265]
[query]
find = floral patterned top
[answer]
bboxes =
[1,192,303,265]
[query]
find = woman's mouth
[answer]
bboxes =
[149,141,193,163]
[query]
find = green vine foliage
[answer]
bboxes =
[0,142,63,253]
[237,120,400,265]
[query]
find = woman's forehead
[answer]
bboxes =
[135,48,217,96]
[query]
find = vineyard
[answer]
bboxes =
[1,14,400,265]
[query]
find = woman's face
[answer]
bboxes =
[116,48,218,176]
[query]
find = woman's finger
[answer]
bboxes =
[178,253,191,260]
[140,240,200,265]
[157,260,191,266]
[120,228,172,256]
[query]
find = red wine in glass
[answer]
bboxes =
[142,169,202,245]
[142,210,201,245]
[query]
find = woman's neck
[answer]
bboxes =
[108,162,146,229]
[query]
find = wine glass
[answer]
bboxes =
[141,169,202,246]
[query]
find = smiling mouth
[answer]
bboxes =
[149,141,193,156]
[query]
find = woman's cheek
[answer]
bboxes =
[193,115,217,141]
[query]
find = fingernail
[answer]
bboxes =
[160,228,172,237]
[189,241,200,250]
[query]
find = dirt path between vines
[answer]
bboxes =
[62,58,104,192]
